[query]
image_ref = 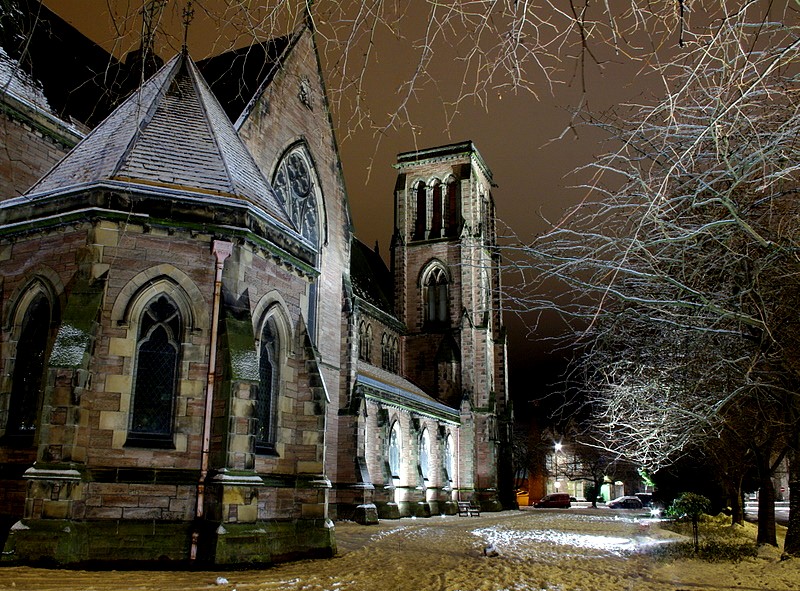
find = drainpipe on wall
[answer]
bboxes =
[456,425,461,502]
[191,239,233,563]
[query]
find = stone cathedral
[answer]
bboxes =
[0,6,513,565]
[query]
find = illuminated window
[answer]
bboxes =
[443,434,454,483]
[419,429,430,481]
[389,422,401,478]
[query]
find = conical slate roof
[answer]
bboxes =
[27,52,292,228]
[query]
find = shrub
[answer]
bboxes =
[648,539,758,563]
[666,492,712,552]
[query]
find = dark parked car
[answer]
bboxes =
[607,495,643,509]
[534,493,572,508]
[635,492,653,507]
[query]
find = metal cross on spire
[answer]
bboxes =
[182,1,195,55]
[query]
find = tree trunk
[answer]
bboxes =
[757,470,778,546]
[783,448,800,555]
[591,477,604,508]
[729,478,744,526]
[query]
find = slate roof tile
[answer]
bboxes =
[26,53,292,229]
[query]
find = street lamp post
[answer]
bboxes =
[553,442,562,493]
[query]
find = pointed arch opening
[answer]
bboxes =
[255,311,283,455]
[445,176,460,237]
[380,332,399,373]
[419,428,431,483]
[430,180,444,239]
[413,180,427,240]
[272,142,323,338]
[127,294,182,448]
[358,320,372,363]
[5,286,55,443]
[388,421,401,480]
[443,433,454,485]
[421,263,450,327]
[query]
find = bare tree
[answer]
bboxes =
[10,0,800,551]
[507,4,800,551]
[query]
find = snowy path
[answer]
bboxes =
[0,510,798,590]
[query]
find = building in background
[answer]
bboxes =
[0,4,512,566]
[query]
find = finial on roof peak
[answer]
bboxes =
[182,1,195,56]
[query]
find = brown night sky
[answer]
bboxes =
[39,0,664,398]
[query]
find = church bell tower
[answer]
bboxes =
[391,141,511,509]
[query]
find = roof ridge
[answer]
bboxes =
[233,24,307,129]
[111,56,179,179]
[184,57,231,195]
[25,55,177,197]
[186,57,295,228]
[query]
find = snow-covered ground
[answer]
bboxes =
[1,509,798,590]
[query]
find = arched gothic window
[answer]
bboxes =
[272,146,319,247]
[413,181,427,240]
[445,177,460,237]
[380,334,399,373]
[430,181,444,239]
[128,294,181,446]
[443,434,454,483]
[358,321,372,362]
[6,291,51,440]
[388,422,401,479]
[424,266,449,326]
[381,333,390,369]
[390,336,399,373]
[273,144,321,336]
[256,315,280,454]
[419,429,430,481]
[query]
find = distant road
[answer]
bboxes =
[744,501,789,526]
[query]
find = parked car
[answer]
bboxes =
[607,495,644,509]
[534,493,572,508]
[635,492,653,507]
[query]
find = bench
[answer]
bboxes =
[457,501,481,517]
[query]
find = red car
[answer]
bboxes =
[534,493,572,508]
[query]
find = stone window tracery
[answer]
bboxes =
[128,294,181,446]
[272,145,320,249]
[380,333,400,373]
[358,321,372,363]
[423,265,449,326]
[272,143,322,336]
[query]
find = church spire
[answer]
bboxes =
[182,1,195,56]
